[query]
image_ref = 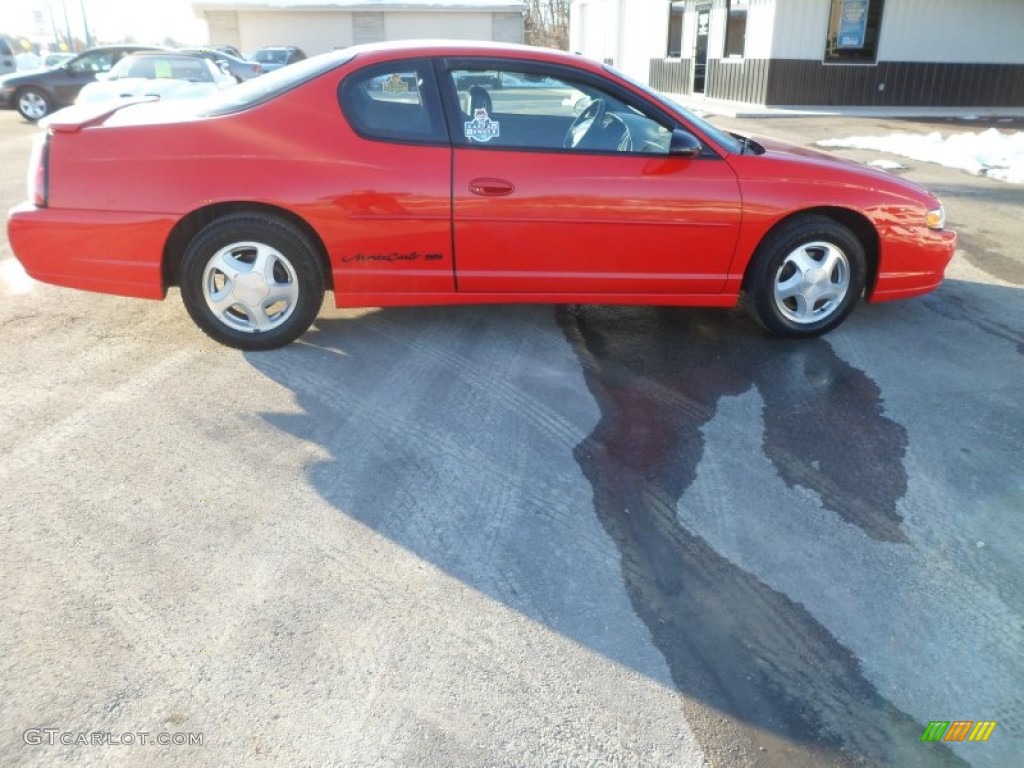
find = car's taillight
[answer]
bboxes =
[27,131,50,208]
[253,63,263,75]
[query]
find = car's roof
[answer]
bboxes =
[75,45,162,54]
[122,52,204,59]
[344,39,593,66]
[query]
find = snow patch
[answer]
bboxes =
[817,128,1024,184]
[866,159,906,171]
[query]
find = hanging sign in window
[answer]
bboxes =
[837,0,869,48]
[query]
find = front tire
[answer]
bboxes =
[743,216,866,337]
[179,214,325,350]
[16,88,51,122]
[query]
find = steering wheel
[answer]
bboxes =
[563,98,606,149]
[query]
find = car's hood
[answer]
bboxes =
[76,78,220,104]
[737,134,939,205]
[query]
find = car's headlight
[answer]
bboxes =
[926,206,946,230]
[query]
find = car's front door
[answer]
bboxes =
[334,58,454,297]
[441,61,742,296]
[53,50,119,105]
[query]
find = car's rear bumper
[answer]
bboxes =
[869,227,957,302]
[7,202,173,299]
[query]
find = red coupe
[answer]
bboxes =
[8,42,956,350]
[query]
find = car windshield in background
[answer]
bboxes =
[603,63,743,155]
[114,56,213,82]
[201,50,353,116]
[253,50,288,64]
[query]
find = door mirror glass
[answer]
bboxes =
[669,129,703,156]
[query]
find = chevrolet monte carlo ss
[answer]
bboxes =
[8,41,956,350]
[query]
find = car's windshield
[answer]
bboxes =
[111,56,213,82]
[200,50,353,116]
[603,64,743,154]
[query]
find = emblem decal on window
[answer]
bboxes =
[382,73,409,94]
[464,108,500,142]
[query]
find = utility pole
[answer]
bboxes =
[43,0,63,51]
[60,0,75,51]
[78,0,93,48]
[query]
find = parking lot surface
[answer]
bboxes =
[1,109,1021,767]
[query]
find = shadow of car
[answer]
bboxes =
[0,44,161,120]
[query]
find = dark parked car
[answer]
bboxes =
[249,46,306,73]
[179,48,263,82]
[0,44,160,120]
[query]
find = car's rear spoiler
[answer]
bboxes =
[40,97,158,133]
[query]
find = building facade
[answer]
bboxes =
[192,0,525,56]
[570,0,1024,107]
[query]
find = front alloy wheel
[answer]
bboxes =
[772,240,851,325]
[180,214,324,350]
[744,215,866,337]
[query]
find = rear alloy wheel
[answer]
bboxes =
[744,216,866,337]
[179,214,324,350]
[16,88,51,122]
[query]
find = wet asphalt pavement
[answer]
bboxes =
[1,109,1022,766]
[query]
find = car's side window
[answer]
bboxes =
[68,51,116,74]
[339,60,447,145]
[445,67,673,155]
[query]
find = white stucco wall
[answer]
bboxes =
[877,0,1024,63]
[237,11,352,53]
[386,12,497,41]
[572,0,616,64]
[618,0,668,77]
[770,0,828,59]
[214,8,520,55]
[772,0,1024,63]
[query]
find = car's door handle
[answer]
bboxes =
[469,178,515,196]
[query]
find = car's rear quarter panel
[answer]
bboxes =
[38,65,454,298]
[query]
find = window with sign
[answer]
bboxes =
[724,0,748,58]
[339,61,447,144]
[824,0,885,63]
[445,66,674,155]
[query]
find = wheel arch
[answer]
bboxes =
[14,84,55,114]
[743,206,880,298]
[163,201,333,291]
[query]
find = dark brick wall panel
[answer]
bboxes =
[765,60,1024,107]
[649,58,692,94]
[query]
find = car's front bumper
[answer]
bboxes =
[7,202,172,299]
[869,226,957,302]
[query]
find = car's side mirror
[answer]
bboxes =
[669,129,703,157]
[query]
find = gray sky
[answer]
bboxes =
[1,0,209,47]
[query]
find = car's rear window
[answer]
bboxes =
[201,50,354,116]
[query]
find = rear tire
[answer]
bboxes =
[179,214,324,350]
[743,215,866,338]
